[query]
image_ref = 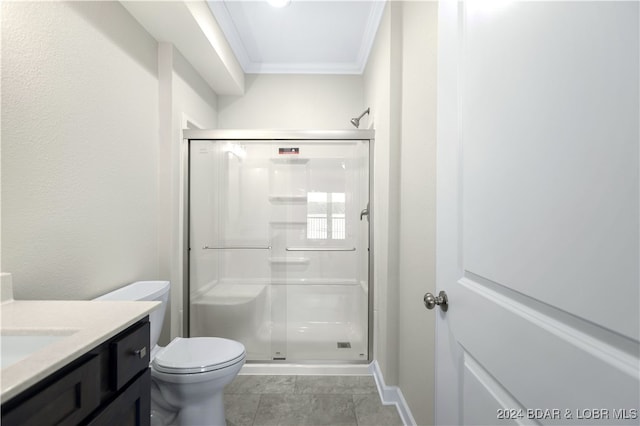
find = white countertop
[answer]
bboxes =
[1,299,159,403]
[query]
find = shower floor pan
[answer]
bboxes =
[271,321,367,362]
[191,284,368,362]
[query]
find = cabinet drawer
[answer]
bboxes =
[2,355,100,426]
[110,321,150,391]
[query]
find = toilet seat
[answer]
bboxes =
[152,337,246,374]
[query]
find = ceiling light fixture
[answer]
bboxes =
[267,0,291,8]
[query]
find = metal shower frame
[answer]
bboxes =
[182,129,375,364]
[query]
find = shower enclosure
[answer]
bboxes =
[185,130,373,363]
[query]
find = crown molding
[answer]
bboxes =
[208,0,387,75]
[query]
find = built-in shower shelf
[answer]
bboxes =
[269,278,360,286]
[268,257,310,264]
[269,221,307,226]
[269,195,307,202]
[270,158,310,164]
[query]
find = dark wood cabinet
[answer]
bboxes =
[86,369,150,426]
[2,318,151,426]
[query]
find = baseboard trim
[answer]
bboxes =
[369,361,417,426]
[240,363,370,375]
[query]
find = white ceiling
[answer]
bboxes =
[208,0,386,74]
[122,1,245,95]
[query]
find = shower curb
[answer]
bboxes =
[369,361,417,426]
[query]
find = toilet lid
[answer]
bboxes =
[152,337,246,374]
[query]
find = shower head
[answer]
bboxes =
[350,108,370,128]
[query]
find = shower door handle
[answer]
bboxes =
[360,204,369,221]
[203,245,272,250]
[286,247,356,252]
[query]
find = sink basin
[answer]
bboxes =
[1,332,75,369]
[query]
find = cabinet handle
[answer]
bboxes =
[133,347,147,359]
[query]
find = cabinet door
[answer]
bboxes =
[85,369,150,426]
[2,356,100,426]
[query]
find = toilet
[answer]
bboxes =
[95,281,245,426]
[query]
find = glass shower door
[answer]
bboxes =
[189,139,370,362]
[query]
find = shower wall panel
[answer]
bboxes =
[189,139,370,362]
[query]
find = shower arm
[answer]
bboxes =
[356,108,370,121]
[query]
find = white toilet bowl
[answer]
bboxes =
[151,337,245,426]
[95,281,245,426]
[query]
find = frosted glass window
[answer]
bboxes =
[307,192,328,239]
[307,192,345,240]
[331,192,345,240]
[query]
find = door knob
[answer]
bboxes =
[424,291,448,312]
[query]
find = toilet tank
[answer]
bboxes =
[94,281,169,350]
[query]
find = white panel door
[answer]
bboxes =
[435,1,639,425]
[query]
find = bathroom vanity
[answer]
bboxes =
[2,319,150,425]
[0,288,159,426]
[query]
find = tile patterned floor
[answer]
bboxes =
[224,375,403,426]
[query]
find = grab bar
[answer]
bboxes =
[203,245,272,250]
[286,247,356,252]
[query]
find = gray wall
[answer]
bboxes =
[1,2,219,320]
[398,2,438,424]
[218,74,363,130]
[364,2,438,424]
[2,1,160,299]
